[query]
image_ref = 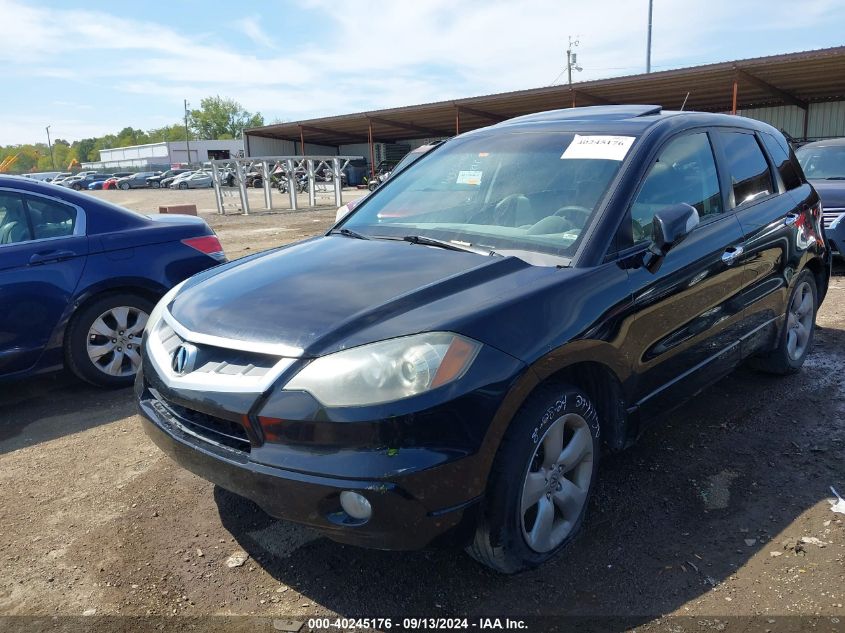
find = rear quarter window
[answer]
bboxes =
[25,196,78,239]
[761,133,802,191]
[719,131,774,207]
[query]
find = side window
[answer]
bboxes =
[719,131,774,207]
[24,196,78,239]
[630,132,723,243]
[0,192,32,245]
[761,133,802,191]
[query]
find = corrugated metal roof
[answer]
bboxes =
[247,47,845,147]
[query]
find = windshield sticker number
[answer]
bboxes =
[456,170,483,185]
[561,135,635,161]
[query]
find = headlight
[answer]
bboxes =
[285,332,481,407]
[145,280,187,334]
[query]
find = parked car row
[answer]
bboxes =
[42,169,216,191]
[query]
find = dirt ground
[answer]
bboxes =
[1,189,843,631]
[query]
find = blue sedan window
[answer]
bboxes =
[25,196,77,239]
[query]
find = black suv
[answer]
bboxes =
[137,105,830,573]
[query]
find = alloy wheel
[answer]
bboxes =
[86,306,148,376]
[520,413,594,553]
[786,280,813,361]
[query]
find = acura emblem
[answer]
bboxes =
[171,343,198,375]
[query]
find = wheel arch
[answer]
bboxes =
[56,280,167,351]
[479,342,634,487]
[802,255,829,305]
[536,360,632,452]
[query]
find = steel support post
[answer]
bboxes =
[211,161,224,215]
[262,160,272,210]
[286,159,297,210]
[332,157,342,207]
[236,160,250,216]
[307,160,316,207]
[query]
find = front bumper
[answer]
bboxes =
[136,372,483,550]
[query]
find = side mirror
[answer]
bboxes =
[645,203,699,272]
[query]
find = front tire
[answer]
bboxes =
[178,182,188,190]
[65,293,154,388]
[151,181,160,189]
[119,182,130,190]
[467,382,600,573]
[749,270,817,375]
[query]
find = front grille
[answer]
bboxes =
[823,208,844,230]
[157,322,278,378]
[151,390,251,453]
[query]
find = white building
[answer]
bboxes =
[82,140,244,170]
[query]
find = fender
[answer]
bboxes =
[470,338,631,493]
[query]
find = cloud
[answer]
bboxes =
[0,0,841,144]
[236,16,278,49]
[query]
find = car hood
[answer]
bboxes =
[168,235,559,357]
[810,179,845,209]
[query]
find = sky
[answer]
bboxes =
[2,0,843,145]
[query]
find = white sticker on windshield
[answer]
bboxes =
[456,170,483,185]
[561,135,635,161]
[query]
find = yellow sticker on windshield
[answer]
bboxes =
[456,170,483,185]
[561,135,635,161]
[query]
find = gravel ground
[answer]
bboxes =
[0,189,843,631]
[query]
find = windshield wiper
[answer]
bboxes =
[402,234,500,256]
[330,227,370,240]
[824,176,845,180]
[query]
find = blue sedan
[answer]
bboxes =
[0,175,225,387]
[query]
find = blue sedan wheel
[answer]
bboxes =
[66,293,154,387]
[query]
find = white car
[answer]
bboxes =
[171,171,212,189]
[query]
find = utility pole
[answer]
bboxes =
[183,99,192,167]
[567,36,582,87]
[45,125,55,169]
[646,0,654,73]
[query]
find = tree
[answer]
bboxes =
[74,138,98,162]
[189,96,264,140]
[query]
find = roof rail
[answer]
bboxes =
[498,105,663,126]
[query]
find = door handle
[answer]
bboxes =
[29,250,76,265]
[783,213,799,226]
[721,246,744,265]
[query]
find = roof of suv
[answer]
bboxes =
[484,104,772,137]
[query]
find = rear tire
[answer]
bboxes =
[748,270,817,375]
[65,292,155,388]
[467,382,600,573]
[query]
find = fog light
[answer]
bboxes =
[339,491,372,521]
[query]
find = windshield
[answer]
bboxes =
[341,131,633,258]
[796,144,845,179]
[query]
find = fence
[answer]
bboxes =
[209,156,362,215]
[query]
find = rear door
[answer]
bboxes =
[712,129,807,358]
[0,190,88,375]
[618,129,747,418]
